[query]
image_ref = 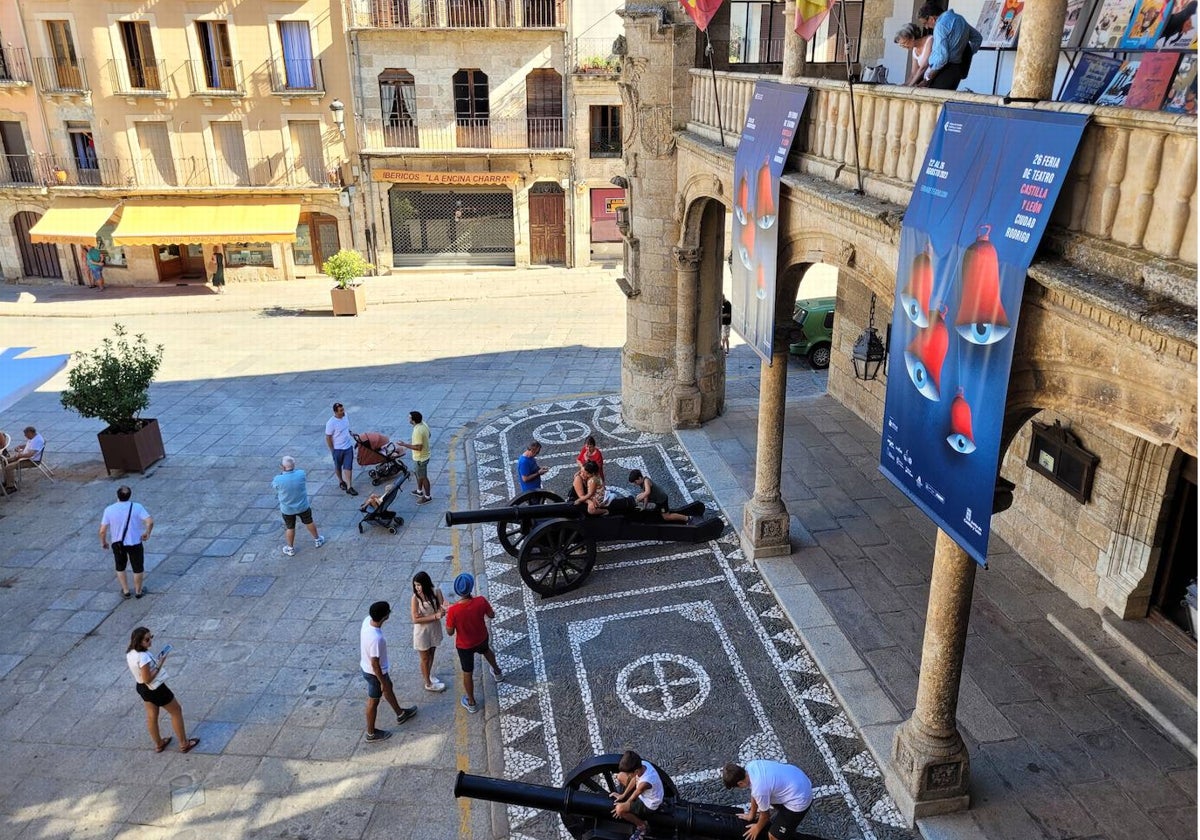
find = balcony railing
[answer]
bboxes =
[0,47,33,84]
[187,60,245,96]
[348,0,563,28]
[0,151,340,190]
[589,125,622,157]
[362,116,570,150]
[571,37,620,74]
[33,56,88,94]
[0,154,36,185]
[687,69,1199,267]
[108,59,167,95]
[269,58,325,94]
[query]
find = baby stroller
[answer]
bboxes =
[355,431,410,486]
[358,479,407,535]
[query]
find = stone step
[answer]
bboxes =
[1047,611,1197,757]
[1100,608,1197,710]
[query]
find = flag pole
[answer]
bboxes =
[704,30,727,147]
[832,0,864,193]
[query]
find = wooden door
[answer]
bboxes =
[46,20,81,89]
[180,244,206,278]
[13,212,61,278]
[529,188,565,265]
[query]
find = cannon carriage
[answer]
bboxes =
[444,490,724,597]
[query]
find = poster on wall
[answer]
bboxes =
[1088,0,1140,46]
[1163,54,1198,112]
[1124,52,1181,108]
[730,81,810,364]
[1062,0,1098,45]
[879,103,1088,566]
[982,0,1025,47]
[1059,52,1123,102]
[1119,0,1174,47]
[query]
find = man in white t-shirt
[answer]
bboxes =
[610,749,665,840]
[325,402,357,496]
[100,485,154,599]
[722,759,813,839]
[3,425,45,490]
[359,600,417,742]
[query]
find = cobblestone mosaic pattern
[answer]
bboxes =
[463,396,915,840]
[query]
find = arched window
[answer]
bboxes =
[379,69,417,146]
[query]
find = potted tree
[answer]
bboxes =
[60,323,165,475]
[324,248,373,316]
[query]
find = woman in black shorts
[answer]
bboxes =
[126,627,199,753]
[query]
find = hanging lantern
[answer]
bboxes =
[735,173,750,226]
[955,225,1010,346]
[900,245,933,328]
[946,387,977,453]
[852,293,889,381]
[738,216,756,269]
[904,307,948,402]
[755,161,776,230]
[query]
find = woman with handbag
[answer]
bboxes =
[126,626,199,753]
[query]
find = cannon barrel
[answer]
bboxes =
[454,771,745,840]
[444,502,581,527]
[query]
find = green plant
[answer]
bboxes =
[60,323,164,434]
[322,248,374,289]
[578,55,618,72]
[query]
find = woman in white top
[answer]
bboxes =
[895,23,933,86]
[410,571,447,693]
[126,626,199,753]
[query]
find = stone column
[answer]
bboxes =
[1010,0,1068,100]
[672,245,703,427]
[891,529,976,821]
[742,346,791,559]
[782,1,808,80]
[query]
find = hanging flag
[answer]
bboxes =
[795,0,835,41]
[679,0,724,31]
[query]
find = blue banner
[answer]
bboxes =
[880,103,1088,566]
[731,81,809,363]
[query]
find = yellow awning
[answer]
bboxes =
[111,198,301,246]
[28,198,121,246]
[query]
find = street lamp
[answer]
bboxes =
[329,98,346,136]
[852,293,889,381]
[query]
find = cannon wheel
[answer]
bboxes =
[496,490,564,558]
[560,754,679,839]
[518,519,596,597]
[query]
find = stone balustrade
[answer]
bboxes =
[687,69,1197,270]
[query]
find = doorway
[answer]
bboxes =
[295,212,341,272]
[1151,454,1197,637]
[529,182,566,265]
[153,244,206,281]
[13,212,61,278]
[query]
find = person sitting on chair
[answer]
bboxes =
[3,426,44,490]
[628,470,690,523]
[574,460,608,515]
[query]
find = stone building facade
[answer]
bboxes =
[613,0,1196,824]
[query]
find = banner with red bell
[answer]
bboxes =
[900,245,934,328]
[955,225,1011,345]
[947,388,977,454]
[903,308,949,402]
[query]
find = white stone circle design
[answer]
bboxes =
[532,419,591,445]
[615,653,712,721]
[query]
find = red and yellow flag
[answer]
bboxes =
[795,0,836,41]
[679,0,724,31]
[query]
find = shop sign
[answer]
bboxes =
[373,169,520,187]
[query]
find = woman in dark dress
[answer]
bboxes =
[210,245,226,293]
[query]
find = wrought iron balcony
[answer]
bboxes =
[348,0,563,29]
[187,59,245,96]
[362,116,568,150]
[571,38,620,74]
[108,59,168,95]
[0,47,33,84]
[269,58,325,94]
[0,154,37,186]
[589,125,622,158]
[33,56,88,94]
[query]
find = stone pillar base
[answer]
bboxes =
[741,501,791,559]
[672,384,702,428]
[891,715,971,822]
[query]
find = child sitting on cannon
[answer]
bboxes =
[627,470,690,523]
[610,749,664,840]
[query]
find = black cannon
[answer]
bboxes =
[455,753,745,840]
[444,490,724,596]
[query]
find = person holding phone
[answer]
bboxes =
[125,627,199,753]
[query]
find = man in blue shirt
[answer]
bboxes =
[272,456,326,557]
[919,2,982,91]
[517,442,548,493]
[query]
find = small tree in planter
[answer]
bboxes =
[324,248,373,316]
[60,323,166,474]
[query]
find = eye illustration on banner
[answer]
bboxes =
[735,174,750,225]
[900,245,934,328]
[947,387,977,454]
[904,305,949,402]
[956,225,1011,346]
[738,216,756,269]
[756,264,766,299]
[755,161,776,229]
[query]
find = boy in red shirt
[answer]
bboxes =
[445,572,503,714]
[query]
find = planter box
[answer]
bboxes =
[97,418,165,475]
[331,285,366,316]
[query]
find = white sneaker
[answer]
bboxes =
[425,679,447,693]
[314,536,326,548]
[282,545,296,557]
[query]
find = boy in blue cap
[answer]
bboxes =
[444,572,503,713]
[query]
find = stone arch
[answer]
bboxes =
[676,172,728,236]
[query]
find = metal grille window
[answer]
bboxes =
[389,188,515,265]
[589,105,621,157]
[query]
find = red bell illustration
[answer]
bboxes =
[738,215,756,269]
[946,387,977,454]
[755,161,776,229]
[735,173,750,225]
[955,225,1010,345]
[756,263,767,299]
[904,307,948,402]
[900,245,934,328]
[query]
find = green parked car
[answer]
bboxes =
[789,297,835,369]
